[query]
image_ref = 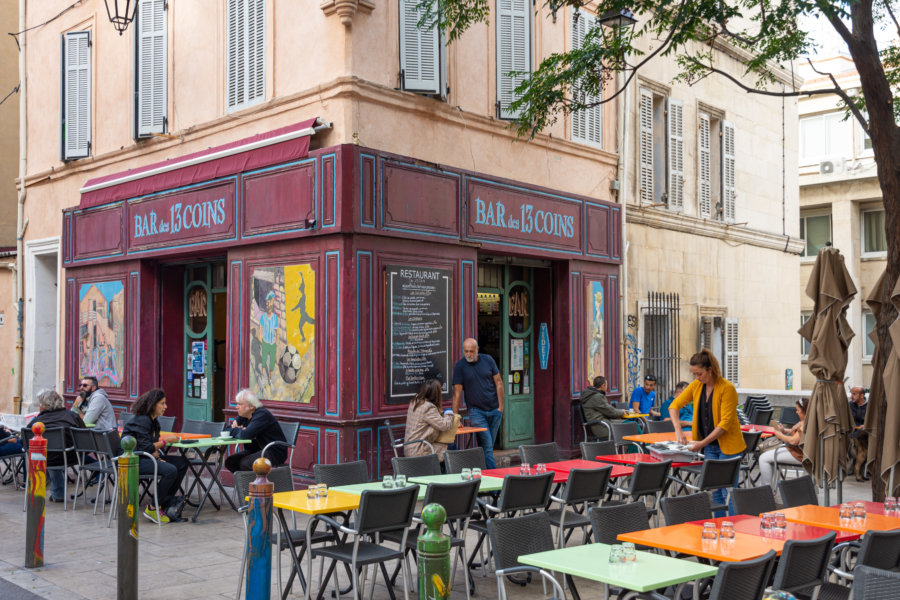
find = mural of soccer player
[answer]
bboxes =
[290,273,315,342]
[257,291,279,381]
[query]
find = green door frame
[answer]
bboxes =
[501,267,534,448]
[183,263,226,422]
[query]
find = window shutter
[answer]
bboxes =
[667,97,684,211]
[639,88,654,203]
[571,13,601,147]
[136,0,167,137]
[62,31,91,160]
[724,317,740,386]
[227,0,265,111]
[722,120,736,222]
[496,0,531,119]
[399,0,441,93]
[699,316,713,351]
[698,112,711,218]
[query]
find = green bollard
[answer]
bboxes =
[117,436,139,600]
[417,503,451,600]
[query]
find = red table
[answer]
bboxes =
[689,514,859,544]
[545,459,634,479]
[741,424,776,436]
[596,453,702,469]
[481,466,568,483]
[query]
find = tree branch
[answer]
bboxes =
[882,0,900,38]
[805,58,870,130]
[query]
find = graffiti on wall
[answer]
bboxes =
[249,264,316,403]
[586,280,604,381]
[625,314,642,398]
[79,281,125,387]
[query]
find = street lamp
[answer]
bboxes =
[598,8,637,31]
[104,0,139,35]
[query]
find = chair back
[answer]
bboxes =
[580,440,616,461]
[71,427,97,453]
[610,421,640,453]
[750,408,774,426]
[708,550,777,600]
[92,429,120,458]
[496,472,554,512]
[43,427,70,452]
[266,465,296,494]
[314,460,369,486]
[771,532,836,594]
[778,475,818,507]
[356,486,418,534]
[157,415,176,431]
[200,421,226,437]
[858,528,900,572]
[627,460,672,496]
[181,418,206,434]
[741,430,762,454]
[779,406,800,426]
[589,501,650,545]
[391,454,441,477]
[853,565,900,598]
[487,511,555,572]
[20,427,33,450]
[518,442,560,464]
[561,467,611,504]
[646,420,675,434]
[697,457,742,491]
[732,486,777,516]
[119,412,136,427]
[233,470,256,509]
[660,492,712,526]
[279,421,299,445]
[423,479,480,521]
[443,447,486,473]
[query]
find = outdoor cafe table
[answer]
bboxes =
[456,425,488,449]
[596,452,703,469]
[618,523,780,561]
[481,466,568,483]
[544,459,634,479]
[830,500,891,515]
[408,473,505,492]
[519,542,717,600]
[168,436,248,522]
[772,504,900,535]
[688,514,860,544]
[332,481,427,500]
[741,424,776,436]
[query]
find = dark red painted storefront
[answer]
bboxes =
[62,123,622,480]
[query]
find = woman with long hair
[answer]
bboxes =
[404,379,457,461]
[669,349,746,515]
[758,398,809,488]
[122,388,188,524]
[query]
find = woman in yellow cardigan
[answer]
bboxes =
[670,349,746,516]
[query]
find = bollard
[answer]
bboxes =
[246,457,274,600]
[417,503,451,600]
[117,436,139,600]
[25,422,47,568]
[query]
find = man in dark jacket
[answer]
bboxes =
[224,389,287,473]
[27,389,84,502]
[580,376,625,440]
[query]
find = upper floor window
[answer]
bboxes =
[800,311,811,358]
[862,208,887,256]
[800,112,850,164]
[61,31,91,160]
[226,0,265,112]
[496,0,531,119]
[135,0,167,138]
[570,12,601,148]
[799,213,831,258]
[863,310,875,361]
[399,0,444,95]
[638,88,683,210]
[698,111,736,222]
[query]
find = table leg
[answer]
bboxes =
[177,448,206,506]
[565,574,581,600]
[275,507,307,600]
[189,447,224,522]
[203,448,238,511]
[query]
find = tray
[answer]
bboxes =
[646,442,704,464]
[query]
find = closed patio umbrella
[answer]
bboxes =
[799,247,856,501]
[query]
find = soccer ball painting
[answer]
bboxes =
[279,345,302,383]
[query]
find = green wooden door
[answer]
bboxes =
[501,269,534,448]
[184,265,214,421]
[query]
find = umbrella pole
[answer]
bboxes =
[820,435,829,506]
[891,466,895,498]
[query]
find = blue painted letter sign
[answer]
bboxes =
[539,323,550,370]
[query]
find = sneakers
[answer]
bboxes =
[143,506,170,524]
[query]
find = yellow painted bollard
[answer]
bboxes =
[418,503,450,600]
[117,436,139,600]
[25,422,47,568]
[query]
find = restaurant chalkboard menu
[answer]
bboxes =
[385,265,452,404]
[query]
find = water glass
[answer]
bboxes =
[395,474,407,487]
[701,522,718,542]
[472,468,482,479]
[719,521,735,542]
[461,468,472,481]
[759,513,774,534]
[621,542,637,563]
[316,483,328,499]
[839,503,853,520]
[884,497,897,516]
[382,475,395,488]
[773,512,787,531]
[854,501,867,519]
[535,463,546,474]
[608,544,623,564]
[306,486,317,501]
[520,462,531,475]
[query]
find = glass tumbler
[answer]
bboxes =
[306,486,317,501]
[535,463,546,474]
[608,545,623,564]
[395,474,407,487]
[773,513,787,531]
[701,522,718,542]
[316,483,328,499]
[885,497,898,516]
[382,475,395,488]
[839,503,853,520]
[520,462,531,475]
[719,521,735,542]
[461,468,472,481]
[854,501,867,519]
[621,542,637,563]
[472,467,482,479]
[759,513,772,533]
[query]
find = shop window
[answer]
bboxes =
[496,0,531,119]
[862,208,887,256]
[800,312,811,359]
[638,88,684,211]
[641,292,681,400]
[698,111,736,221]
[570,11,601,148]
[226,0,265,112]
[863,310,875,361]
[399,0,445,96]
[799,213,831,258]
[135,0,167,138]
[61,30,91,160]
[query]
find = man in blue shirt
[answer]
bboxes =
[452,338,504,468]
[630,374,657,414]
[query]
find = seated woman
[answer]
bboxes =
[404,379,457,462]
[122,388,188,524]
[27,389,84,502]
[758,398,808,488]
[0,426,24,485]
[224,389,286,473]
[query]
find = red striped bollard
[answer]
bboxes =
[25,422,47,568]
[246,457,274,600]
[117,436,139,600]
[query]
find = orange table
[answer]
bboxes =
[622,432,694,444]
[597,453,702,469]
[482,466,567,483]
[163,431,211,440]
[830,500,888,516]
[456,425,487,449]
[774,504,900,535]
[689,514,859,544]
[619,523,780,561]
[544,459,634,479]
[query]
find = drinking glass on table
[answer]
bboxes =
[382,475,395,488]
[535,463,546,474]
[719,521,735,543]
[621,542,637,563]
[306,486,317,501]
[608,545,623,564]
[520,462,531,475]
[395,474,407,487]
[773,513,787,535]
[461,468,472,481]
[472,467,481,479]
[316,483,328,499]
[839,503,853,520]
[701,522,718,541]
[884,497,898,516]
[759,513,774,534]
[853,501,866,519]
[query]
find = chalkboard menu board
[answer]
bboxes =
[385,265,452,404]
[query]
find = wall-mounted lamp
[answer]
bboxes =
[104,0,139,35]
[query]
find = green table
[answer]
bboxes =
[408,473,505,492]
[332,482,426,501]
[169,437,249,522]
[519,543,718,600]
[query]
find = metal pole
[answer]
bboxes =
[246,457,274,600]
[117,436,139,600]
[418,503,451,600]
[821,434,829,506]
[25,422,46,568]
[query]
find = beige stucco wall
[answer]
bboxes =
[0,0,18,248]
[0,259,14,413]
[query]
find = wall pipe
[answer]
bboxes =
[15,0,27,412]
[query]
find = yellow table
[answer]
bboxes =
[273,489,361,514]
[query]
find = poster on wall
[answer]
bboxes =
[385,265,452,404]
[248,264,316,403]
[78,280,126,388]
[587,280,605,383]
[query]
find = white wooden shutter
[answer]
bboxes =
[400,0,441,93]
[227,0,265,111]
[136,0,167,137]
[496,0,531,119]
[639,88,654,203]
[62,31,91,160]
[722,120,736,222]
[667,97,684,211]
[571,13,601,147]
[698,112,712,218]
[724,317,740,385]
[699,316,713,351]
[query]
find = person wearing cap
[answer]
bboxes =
[258,291,279,381]
[629,375,657,414]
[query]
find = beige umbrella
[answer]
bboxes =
[863,271,900,496]
[799,247,857,497]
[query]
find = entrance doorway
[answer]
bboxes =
[182,262,228,422]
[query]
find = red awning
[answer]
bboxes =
[79,117,328,209]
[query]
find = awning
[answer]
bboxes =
[79,117,330,209]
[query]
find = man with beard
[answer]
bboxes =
[451,338,504,468]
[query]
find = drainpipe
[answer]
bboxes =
[618,57,630,398]
[14,0,27,412]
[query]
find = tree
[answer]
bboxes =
[423,0,899,499]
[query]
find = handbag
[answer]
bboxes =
[435,413,462,444]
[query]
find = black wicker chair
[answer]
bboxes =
[778,474,818,508]
[313,460,369,487]
[733,485,777,516]
[443,447,486,473]
[391,454,441,477]
[660,492,712,526]
[588,500,650,545]
[547,466,612,547]
[580,440,616,461]
[519,442,561,465]
[487,512,565,600]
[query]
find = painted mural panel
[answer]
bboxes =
[587,280,604,382]
[249,264,315,403]
[79,280,126,387]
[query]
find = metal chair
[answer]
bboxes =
[778,474,818,508]
[660,492,712,526]
[519,442,560,465]
[609,459,672,524]
[852,565,900,599]
[70,427,103,509]
[831,528,900,584]
[707,550,777,600]
[278,420,300,466]
[444,447,486,473]
[391,454,441,477]
[314,460,369,486]
[547,466,612,547]
[157,415,176,431]
[668,456,741,514]
[42,427,75,511]
[609,421,640,454]
[118,412,136,427]
[769,532,837,599]
[91,429,120,520]
[588,500,650,545]
[750,407,774,427]
[181,418,206,434]
[487,512,565,600]
[384,418,435,457]
[580,440,616,461]
[739,430,763,485]
[110,449,162,529]
[575,400,612,442]
[646,420,675,434]
[779,406,801,427]
[732,485,777,516]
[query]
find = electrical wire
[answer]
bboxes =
[0,84,19,107]
[10,1,83,39]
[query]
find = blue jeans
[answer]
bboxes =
[48,469,65,499]
[468,407,502,469]
[703,443,742,517]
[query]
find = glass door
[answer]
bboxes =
[502,266,534,448]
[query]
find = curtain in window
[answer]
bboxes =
[864,210,886,253]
